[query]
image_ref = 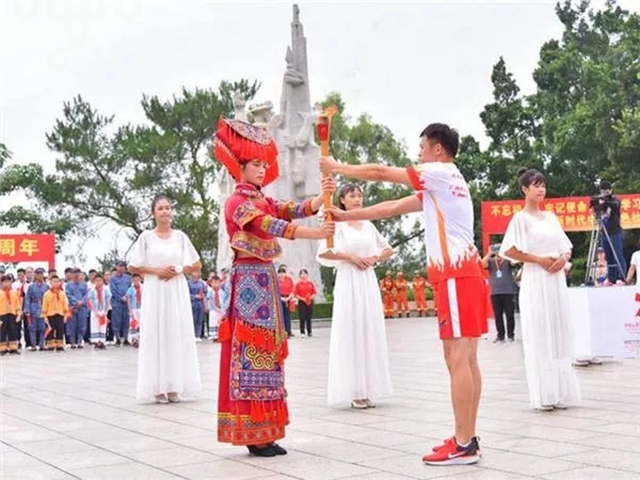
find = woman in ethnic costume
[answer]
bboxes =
[214,117,335,458]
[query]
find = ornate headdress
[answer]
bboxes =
[213,117,279,187]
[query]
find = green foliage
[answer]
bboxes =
[0,81,260,271]
[291,302,333,320]
[460,0,640,259]
[0,143,9,168]
[316,92,425,296]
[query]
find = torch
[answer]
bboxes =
[316,105,338,249]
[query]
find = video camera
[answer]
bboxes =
[589,193,615,217]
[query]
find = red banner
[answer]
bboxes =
[0,234,56,269]
[481,194,640,252]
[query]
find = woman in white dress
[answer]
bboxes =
[318,184,394,409]
[128,196,202,404]
[500,168,581,411]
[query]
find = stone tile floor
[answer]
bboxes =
[1,317,639,479]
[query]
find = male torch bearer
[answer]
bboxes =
[316,106,337,249]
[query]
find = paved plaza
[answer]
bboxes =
[1,317,639,480]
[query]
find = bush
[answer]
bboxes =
[291,302,333,320]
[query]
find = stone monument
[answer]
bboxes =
[216,5,324,298]
[264,4,323,297]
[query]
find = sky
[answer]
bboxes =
[1,0,639,269]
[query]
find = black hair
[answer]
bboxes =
[94,273,104,280]
[517,167,546,196]
[299,269,308,275]
[600,180,612,190]
[17,268,25,274]
[211,275,220,281]
[89,269,97,274]
[64,267,73,274]
[419,123,459,157]
[151,194,171,214]
[49,275,60,281]
[277,266,287,274]
[337,183,363,210]
[132,273,141,279]
[1,275,11,283]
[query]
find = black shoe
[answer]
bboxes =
[123,340,131,346]
[115,340,122,347]
[56,347,64,352]
[247,445,276,457]
[9,350,20,355]
[269,443,287,455]
[30,346,37,352]
[307,333,313,338]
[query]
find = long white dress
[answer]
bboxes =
[128,229,202,400]
[318,221,393,407]
[500,211,581,409]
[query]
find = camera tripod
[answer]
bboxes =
[584,214,626,285]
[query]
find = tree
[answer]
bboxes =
[0,80,260,270]
[463,0,640,269]
[316,93,425,296]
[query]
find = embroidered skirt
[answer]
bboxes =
[217,259,289,445]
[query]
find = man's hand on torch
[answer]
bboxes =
[320,156,339,176]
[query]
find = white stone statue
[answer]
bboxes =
[263,4,324,299]
[232,92,248,122]
[215,5,325,298]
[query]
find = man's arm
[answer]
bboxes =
[333,195,422,222]
[627,264,636,285]
[320,156,414,188]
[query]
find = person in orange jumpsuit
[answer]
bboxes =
[379,271,396,318]
[412,272,428,316]
[395,272,409,317]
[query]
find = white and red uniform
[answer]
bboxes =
[407,162,488,339]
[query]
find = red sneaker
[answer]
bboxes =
[423,439,480,466]
[433,436,481,454]
[432,436,455,452]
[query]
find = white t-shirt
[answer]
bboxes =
[630,250,640,286]
[407,161,483,284]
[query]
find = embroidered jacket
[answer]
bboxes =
[225,183,316,261]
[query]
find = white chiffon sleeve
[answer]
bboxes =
[317,223,345,268]
[551,213,573,255]
[370,222,392,255]
[128,231,148,268]
[180,231,200,266]
[499,212,528,262]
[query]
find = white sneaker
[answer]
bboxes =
[195,338,202,343]
[573,359,590,367]
[300,333,306,338]
[537,405,554,411]
[588,357,603,365]
[554,403,568,410]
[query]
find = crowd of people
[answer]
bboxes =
[3,117,639,469]
[0,261,324,353]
